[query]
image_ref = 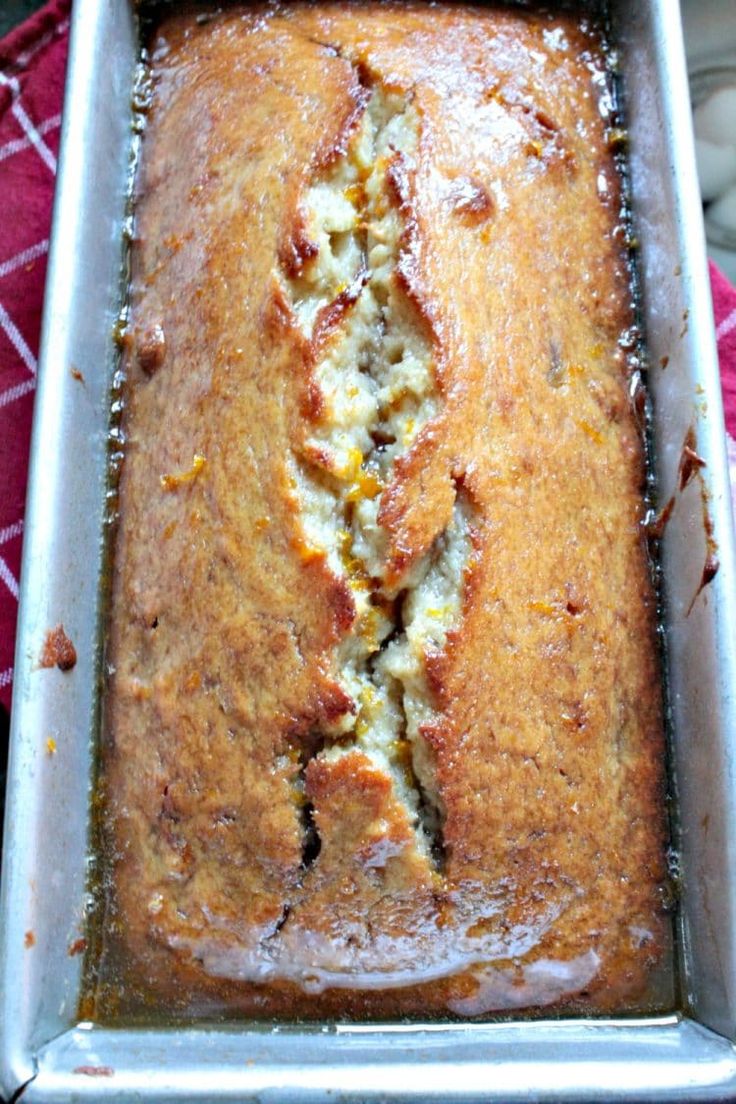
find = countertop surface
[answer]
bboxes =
[682,0,736,281]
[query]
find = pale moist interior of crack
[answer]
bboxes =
[285,84,466,869]
[290,89,438,578]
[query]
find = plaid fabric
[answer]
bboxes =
[710,261,736,523]
[0,3,734,715]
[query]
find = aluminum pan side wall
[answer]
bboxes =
[0,0,137,1096]
[613,0,736,1040]
[20,1019,736,1104]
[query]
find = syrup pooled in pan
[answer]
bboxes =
[83,1,675,1023]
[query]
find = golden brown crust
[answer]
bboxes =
[93,1,671,1020]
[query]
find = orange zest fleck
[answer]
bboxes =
[575,419,604,445]
[338,529,371,589]
[338,448,363,483]
[160,454,206,491]
[292,535,324,565]
[345,470,383,503]
[528,601,556,616]
[344,183,366,207]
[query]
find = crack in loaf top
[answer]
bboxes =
[94,1,671,1020]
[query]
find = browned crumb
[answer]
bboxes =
[646,497,675,541]
[39,625,77,672]
[24,931,35,949]
[679,427,707,491]
[137,322,167,375]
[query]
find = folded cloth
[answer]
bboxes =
[710,261,736,519]
[0,3,734,713]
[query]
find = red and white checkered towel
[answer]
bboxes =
[0,0,735,713]
[711,262,736,507]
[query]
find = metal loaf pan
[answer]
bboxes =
[1,0,736,1100]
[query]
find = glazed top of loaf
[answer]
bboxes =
[92,1,670,1020]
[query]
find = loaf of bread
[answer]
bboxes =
[93,1,671,1019]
